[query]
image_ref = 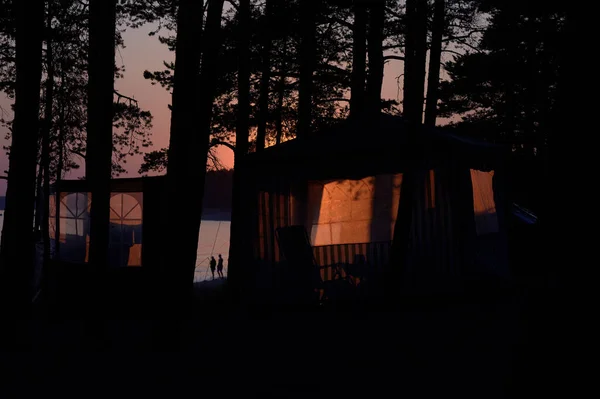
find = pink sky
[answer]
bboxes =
[0,24,407,196]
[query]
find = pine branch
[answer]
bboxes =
[384,55,405,62]
[113,89,138,105]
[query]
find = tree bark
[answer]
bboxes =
[366,0,385,119]
[34,157,44,234]
[275,74,285,145]
[228,0,251,287]
[55,73,66,259]
[0,0,45,309]
[402,0,428,125]
[165,0,222,296]
[275,35,287,145]
[42,2,54,268]
[389,0,428,293]
[57,70,65,184]
[256,0,272,152]
[297,0,318,138]
[424,0,445,128]
[235,0,251,172]
[86,0,117,269]
[350,1,367,118]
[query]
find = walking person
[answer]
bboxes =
[210,256,217,280]
[217,254,224,278]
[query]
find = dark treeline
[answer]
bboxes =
[202,169,233,216]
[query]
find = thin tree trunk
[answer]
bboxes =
[57,70,65,183]
[55,76,65,259]
[403,0,428,124]
[414,0,429,121]
[228,0,251,286]
[297,0,318,138]
[424,0,445,128]
[350,1,367,118]
[42,3,54,267]
[197,0,223,125]
[34,159,44,234]
[275,36,287,145]
[236,0,251,171]
[86,0,117,269]
[275,74,285,145]
[366,0,385,119]
[0,0,45,309]
[256,0,272,152]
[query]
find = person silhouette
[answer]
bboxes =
[217,254,224,278]
[210,256,217,280]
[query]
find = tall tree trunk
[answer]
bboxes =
[350,1,367,118]
[366,0,385,119]
[0,0,45,309]
[275,74,285,145]
[389,0,428,292]
[297,0,318,138]
[235,0,251,179]
[402,0,428,125]
[275,36,287,145]
[292,0,317,262]
[57,70,65,183]
[256,0,272,152]
[158,0,205,341]
[228,0,251,287]
[86,0,117,269]
[165,0,222,296]
[34,160,44,234]
[424,0,445,128]
[55,74,65,259]
[42,2,54,268]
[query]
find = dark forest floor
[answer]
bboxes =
[0,277,562,399]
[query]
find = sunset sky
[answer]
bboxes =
[0,21,407,197]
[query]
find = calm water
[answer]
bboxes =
[194,220,231,282]
[0,214,230,283]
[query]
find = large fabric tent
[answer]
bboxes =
[237,114,510,295]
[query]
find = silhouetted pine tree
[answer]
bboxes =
[0,0,45,309]
[86,0,117,268]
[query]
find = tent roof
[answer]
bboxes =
[53,175,166,193]
[243,113,507,182]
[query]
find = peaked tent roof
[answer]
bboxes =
[243,114,507,182]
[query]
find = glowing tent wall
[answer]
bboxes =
[470,169,508,277]
[253,166,508,280]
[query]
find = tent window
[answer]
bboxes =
[55,192,91,263]
[109,192,143,267]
